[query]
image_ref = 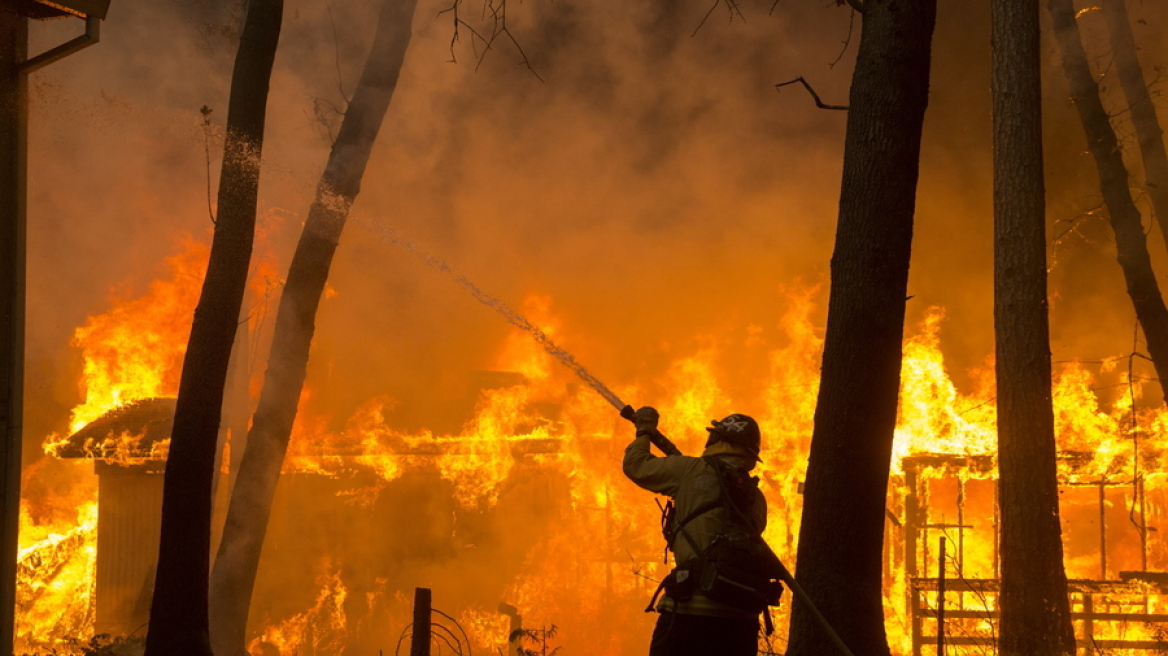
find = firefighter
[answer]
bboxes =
[623,406,769,656]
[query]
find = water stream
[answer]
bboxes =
[354,216,627,412]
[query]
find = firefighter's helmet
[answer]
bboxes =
[706,414,762,461]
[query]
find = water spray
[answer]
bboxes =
[360,218,856,655]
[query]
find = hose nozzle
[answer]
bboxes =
[618,404,682,457]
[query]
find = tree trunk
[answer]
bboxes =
[0,9,26,654]
[143,1,283,654]
[208,0,418,653]
[991,0,1076,653]
[785,2,936,655]
[1101,0,1168,253]
[1048,0,1168,405]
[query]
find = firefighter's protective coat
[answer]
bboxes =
[623,435,767,619]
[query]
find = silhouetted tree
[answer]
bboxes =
[207,0,419,653]
[991,0,1076,653]
[1049,0,1168,405]
[143,1,283,654]
[785,1,936,655]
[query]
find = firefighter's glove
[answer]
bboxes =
[634,406,660,434]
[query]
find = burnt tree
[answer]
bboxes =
[1101,0,1168,253]
[992,0,1076,653]
[207,0,419,653]
[785,1,936,655]
[143,1,283,654]
[1048,0,1168,405]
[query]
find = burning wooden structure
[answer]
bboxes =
[49,397,172,637]
[40,375,655,654]
[42,400,1168,655]
[897,453,1168,654]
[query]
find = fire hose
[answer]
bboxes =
[616,403,858,656]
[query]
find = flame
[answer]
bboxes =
[15,497,98,653]
[349,400,406,486]
[23,227,280,650]
[756,283,823,564]
[433,296,561,509]
[67,237,207,434]
[459,605,516,651]
[45,223,282,463]
[248,561,349,656]
[893,308,998,466]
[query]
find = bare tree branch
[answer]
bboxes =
[325,0,351,107]
[775,76,848,110]
[1051,203,1105,247]
[692,0,745,37]
[441,0,542,81]
[440,0,485,63]
[480,0,543,80]
[307,96,346,143]
[830,5,857,69]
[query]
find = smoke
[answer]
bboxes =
[25,0,859,435]
[26,0,1168,427]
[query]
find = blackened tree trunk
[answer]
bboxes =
[1102,0,1168,253]
[785,2,936,655]
[1049,0,1168,405]
[991,0,1076,653]
[208,0,418,653]
[0,9,25,654]
[143,2,283,655]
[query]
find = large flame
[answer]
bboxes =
[16,492,98,653]
[247,561,349,655]
[21,236,1168,655]
[67,238,207,434]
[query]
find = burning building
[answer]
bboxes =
[15,238,1168,654]
[896,454,1168,654]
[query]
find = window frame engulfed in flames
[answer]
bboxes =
[895,453,1168,655]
